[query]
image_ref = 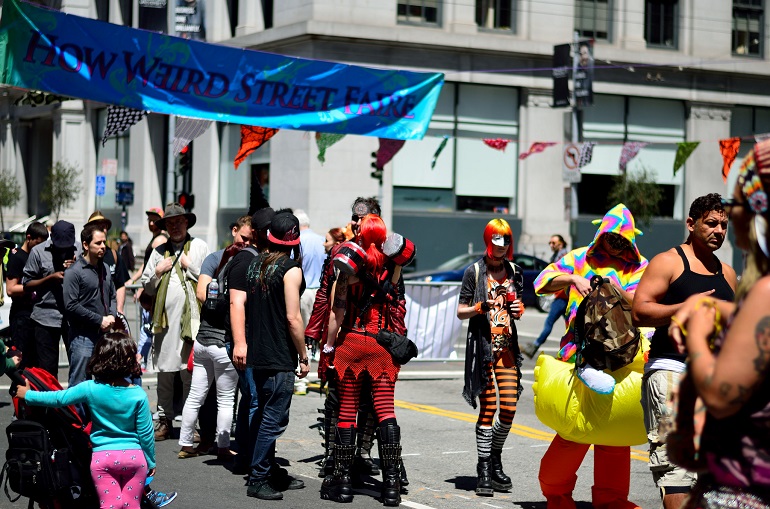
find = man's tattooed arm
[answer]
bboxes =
[333,273,349,309]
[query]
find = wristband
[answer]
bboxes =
[475,301,490,314]
[299,358,309,365]
[323,345,335,354]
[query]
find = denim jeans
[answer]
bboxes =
[249,370,294,482]
[137,309,153,363]
[534,297,568,348]
[68,335,97,388]
[225,342,259,458]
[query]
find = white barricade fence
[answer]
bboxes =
[404,281,464,361]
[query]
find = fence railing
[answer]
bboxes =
[404,281,465,362]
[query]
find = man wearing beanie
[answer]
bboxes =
[22,220,77,377]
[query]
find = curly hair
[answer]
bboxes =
[688,193,724,222]
[87,332,142,381]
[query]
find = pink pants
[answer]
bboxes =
[91,449,148,509]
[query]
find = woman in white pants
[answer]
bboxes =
[178,243,245,460]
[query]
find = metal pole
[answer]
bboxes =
[165,1,176,204]
[570,31,581,220]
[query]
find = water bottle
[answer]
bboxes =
[206,279,219,310]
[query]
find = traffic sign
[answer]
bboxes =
[562,143,582,183]
[95,175,106,196]
[116,181,135,206]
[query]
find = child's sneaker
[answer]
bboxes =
[145,489,178,507]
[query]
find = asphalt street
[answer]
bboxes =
[0,311,659,509]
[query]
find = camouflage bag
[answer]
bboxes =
[574,275,640,372]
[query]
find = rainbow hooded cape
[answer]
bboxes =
[533,203,648,362]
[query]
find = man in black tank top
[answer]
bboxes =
[632,194,737,509]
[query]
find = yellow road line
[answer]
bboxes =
[394,399,650,462]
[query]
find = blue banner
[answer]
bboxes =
[0,0,444,140]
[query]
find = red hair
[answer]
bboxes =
[483,218,513,260]
[359,214,387,276]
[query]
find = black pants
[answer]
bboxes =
[11,310,33,354]
[27,321,67,379]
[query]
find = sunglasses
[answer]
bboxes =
[351,214,364,223]
[720,197,746,214]
[604,233,630,250]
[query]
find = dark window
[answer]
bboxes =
[95,0,109,22]
[262,0,274,30]
[476,0,514,31]
[645,0,677,48]
[575,0,611,40]
[397,1,440,25]
[733,0,763,56]
[456,195,510,213]
[576,174,675,217]
[227,0,239,36]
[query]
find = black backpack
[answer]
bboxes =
[574,275,640,372]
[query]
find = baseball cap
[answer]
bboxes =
[145,207,164,218]
[251,207,275,231]
[267,212,301,246]
[50,221,76,249]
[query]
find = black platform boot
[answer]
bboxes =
[476,459,494,496]
[320,427,356,503]
[378,422,402,507]
[399,458,409,493]
[489,450,512,491]
[354,410,380,477]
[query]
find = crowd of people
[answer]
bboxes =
[4,140,770,509]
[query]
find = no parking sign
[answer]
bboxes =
[562,143,582,183]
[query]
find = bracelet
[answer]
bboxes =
[323,345,335,354]
[299,358,309,365]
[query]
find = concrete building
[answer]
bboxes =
[0,0,767,270]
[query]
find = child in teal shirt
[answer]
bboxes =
[17,332,155,509]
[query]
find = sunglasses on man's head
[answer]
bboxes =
[720,197,746,213]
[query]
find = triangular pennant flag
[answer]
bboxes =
[578,142,596,168]
[755,133,770,143]
[234,125,279,170]
[673,142,700,175]
[173,117,212,156]
[618,141,649,171]
[482,138,511,151]
[315,133,345,164]
[431,136,449,169]
[102,105,148,146]
[719,137,741,182]
[375,138,406,169]
[519,142,557,160]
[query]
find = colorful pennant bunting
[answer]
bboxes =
[618,142,649,171]
[431,136,449,169]
[719,137,741,182]
[315,133,346,164]
[375,138,406,169]
[483,138,511,151]
[234,125,278,170]
[173,117,212,156]
[673,142,700,175]
[102,105,148,146]
[519,142,557,160]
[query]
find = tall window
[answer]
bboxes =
[645,0,677,48]
[476,1,514,31]
[397,1,440,25]
[733,0,763,56]
[576,0,611,41]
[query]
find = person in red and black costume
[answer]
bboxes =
[320,214,407,506]
[307,197,409,487]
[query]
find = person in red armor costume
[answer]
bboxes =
[307,198,408,488]
[320,214,407,506]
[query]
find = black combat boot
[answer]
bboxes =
[378,422,402,507]
[489,450,512,491]
[320,426,356,503]
[476,458,494,496]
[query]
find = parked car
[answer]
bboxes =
[404,252,555,312]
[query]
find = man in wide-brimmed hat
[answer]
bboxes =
[141,203,210,440]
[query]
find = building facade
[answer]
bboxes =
[0,0,767,269]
